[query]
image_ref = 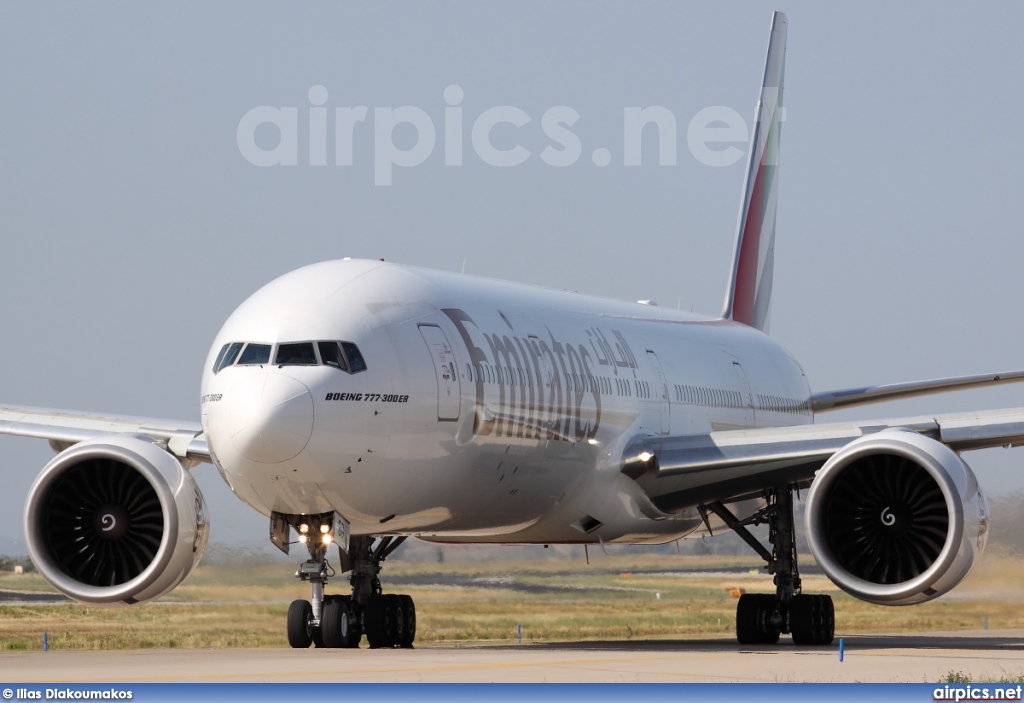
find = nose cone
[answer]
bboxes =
[225,374,314,463]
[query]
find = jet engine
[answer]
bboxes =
[24,434,209,605]
[805,429,987,605]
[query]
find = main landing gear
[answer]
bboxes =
[704,485,834,646]
[282,516,415,649]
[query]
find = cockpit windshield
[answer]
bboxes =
[317,342,348,371]
[212,340,367,373]
[237,343,272,365]
[276,342,317,366]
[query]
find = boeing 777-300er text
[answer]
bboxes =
[4,12,1022,647]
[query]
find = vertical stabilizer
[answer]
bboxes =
[721,12,787,332]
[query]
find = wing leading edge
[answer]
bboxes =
[0,405,209,464]
[622,406,1024,514]
[812,370,1024,412]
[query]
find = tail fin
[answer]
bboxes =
[721,11,787,332]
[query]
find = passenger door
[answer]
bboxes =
[731,360,755,427]
[647,350,671,435]
[419,325,461,421]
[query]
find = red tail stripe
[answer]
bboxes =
[732,150,768,325]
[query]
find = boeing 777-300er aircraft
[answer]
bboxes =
[4,12,1023,648]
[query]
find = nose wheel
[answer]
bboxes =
[277,514,416,650]
[286,598,315,648]
[320,596,361,648]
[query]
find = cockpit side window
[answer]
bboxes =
[237,343,272,365]
[276,342,318,366]
[317,341,348,371]
[213,344,230,372]
[211,343,228,370]
[341,342,367,373]
[214,342,245,373]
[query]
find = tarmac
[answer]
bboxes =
[2,630,1024,683]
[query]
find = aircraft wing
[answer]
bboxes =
[622,407,1024,514]
[0,404,210,463]
[811,370,1024,412]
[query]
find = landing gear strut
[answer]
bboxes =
[343,535,416,649]
[280,513,416,649]
[705,485,834,646]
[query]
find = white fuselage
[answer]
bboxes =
[200,259,812,544]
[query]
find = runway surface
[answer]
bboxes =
[3,630,1024,682]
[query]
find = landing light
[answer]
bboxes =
[322,534,333,545]
[639,451,654,463]
[298,534,308,544]
[319,524,330,534]
[299,523,309,534]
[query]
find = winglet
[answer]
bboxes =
[721,11,787,331]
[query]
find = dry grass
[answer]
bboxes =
[2,550,1024,651]
[0,573,52,593]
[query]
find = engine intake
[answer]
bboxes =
[805,429,987,605]
[24,434,209,605]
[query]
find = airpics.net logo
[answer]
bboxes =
[236,85,782,186]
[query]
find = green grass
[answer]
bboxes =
[0,572,53,592]
[3,551,1024,651]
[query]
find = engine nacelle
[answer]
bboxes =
[24,434,209,605]
[805,429,987,605]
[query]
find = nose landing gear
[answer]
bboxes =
[277,512,416,649]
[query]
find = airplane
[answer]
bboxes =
[4,11,1023,649]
